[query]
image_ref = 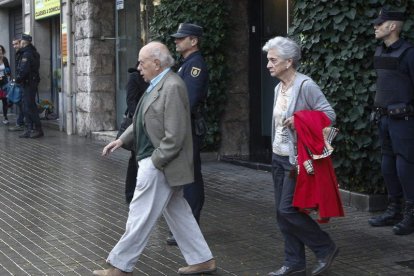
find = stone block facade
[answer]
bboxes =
[73,0,116,136]
[69,0,252,157]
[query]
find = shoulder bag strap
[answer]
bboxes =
[292,79,308,112]
[287,79,308,166]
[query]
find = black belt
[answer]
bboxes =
[375,106,414,119]
[375,107,388,116]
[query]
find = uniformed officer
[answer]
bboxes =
[167,23,209,245]
[15,33,43,138]
[368,8,414,235]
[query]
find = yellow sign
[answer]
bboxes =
[35,0,61,20]
[61,23,68,64]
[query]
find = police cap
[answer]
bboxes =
[373,8,406,25]
[21,33,32,42]
[171,23,203,38]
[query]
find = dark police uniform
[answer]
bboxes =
[371,37,414,234]
[170,23,209,227]
[374,38,414,198]
[15,40,42,138]
[177,50,208,224]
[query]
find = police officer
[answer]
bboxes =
[167,23,209,245]
[15,34,43,139]
[368,9,414,235]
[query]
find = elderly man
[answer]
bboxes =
[93,41,216,276]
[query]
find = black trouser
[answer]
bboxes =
[125,151,138,203]
[378,115,414,202]
[22,83,41,130]
[183,131,205,224]
[1,97,7,119]
[272,153,335,268]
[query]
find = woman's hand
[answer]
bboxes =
[283,116,295,130]
[102,139,123,156]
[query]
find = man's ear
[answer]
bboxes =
[154,59,161,70]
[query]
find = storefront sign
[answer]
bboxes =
[61,24,68,64]
[35,0,61,20]
[116,0,124,10]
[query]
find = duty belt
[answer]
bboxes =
[375,107,388,116]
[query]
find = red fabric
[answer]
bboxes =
[0,89,6,99]
[293,110,344,222]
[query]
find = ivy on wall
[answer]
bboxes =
[290,1,414,193]
[149,0,229,150]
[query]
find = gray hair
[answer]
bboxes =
[147,41,175,68]
[262,36,301,68]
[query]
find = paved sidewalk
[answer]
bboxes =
[0,123,414,276]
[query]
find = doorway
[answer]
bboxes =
[249,0,292,163]
[115,0,141,127]
[50,16,61,116]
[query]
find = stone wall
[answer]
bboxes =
[73,0,116,136]
[219,0,250,158]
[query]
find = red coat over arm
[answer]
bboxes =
[293,110,345,222]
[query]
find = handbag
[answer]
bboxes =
[5,81,22,103]
[0,88,6,99]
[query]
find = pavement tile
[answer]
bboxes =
[1,122,414,275]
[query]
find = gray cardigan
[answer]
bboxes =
[271,72,336,164]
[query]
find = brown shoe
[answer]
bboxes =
[92,267,132,276]
[178,259,216,275]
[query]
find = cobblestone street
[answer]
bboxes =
[0,123,413,275]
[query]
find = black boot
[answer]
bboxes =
[368,198,403,227]
[393,202,414,235]
[19,130,32,138]
[30,129,44,138]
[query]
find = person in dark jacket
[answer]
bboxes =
[368,8,414,236]
[15,34,43,139]
[0,45,11,125]
[8,38,25,131]
[117,65,148,204]
[166,23,209,246]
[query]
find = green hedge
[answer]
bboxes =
[290,1,414,193]
[149,0,229,150]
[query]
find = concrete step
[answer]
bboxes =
[91,130,118,144]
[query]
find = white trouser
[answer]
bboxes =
[107,157,213,272]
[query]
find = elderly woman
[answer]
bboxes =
[263,36,339,276]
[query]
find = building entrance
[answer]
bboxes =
[249,0,292,163]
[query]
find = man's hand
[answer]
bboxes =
[102,139,123,156]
